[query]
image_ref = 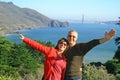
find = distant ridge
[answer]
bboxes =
[0,1,51,36]
[0,1,69,36]
[0,1,68,36]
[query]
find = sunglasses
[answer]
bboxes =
[59,42,67,46]
[68,35,76,38]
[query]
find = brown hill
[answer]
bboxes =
[0,1,51,36]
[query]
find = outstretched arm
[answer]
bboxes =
[16,32,52,55]
[99,29,116,43]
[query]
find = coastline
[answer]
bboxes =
[5,23,118,63]
[5,26,50,37]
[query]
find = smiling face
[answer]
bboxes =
[58,40,68,51]
[56,38,69,53]
[67,30,78,47]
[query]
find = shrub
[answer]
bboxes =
[116,74,120,80]
[0,37,53,79]
[104,59,120,75]
[83,64,115,80]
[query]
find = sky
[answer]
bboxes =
[1,0,120,22]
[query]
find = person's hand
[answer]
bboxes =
[16,32,24,40]
[99,29,116,43]
[105,29,116,40]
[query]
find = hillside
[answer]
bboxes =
[0,2,51,36]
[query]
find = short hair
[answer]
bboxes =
[68,29,78,37]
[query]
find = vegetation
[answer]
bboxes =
[0,37,53,79]
[113,36,120,62]
[116,17,120,25]
[104,36,120,80]
[0,36,120,80]
[83,64,115,80]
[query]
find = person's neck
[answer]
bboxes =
[70,42,76,47]
[58,50,64,56]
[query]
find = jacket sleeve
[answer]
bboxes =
[23,37,52,55]
[78,39,100,55]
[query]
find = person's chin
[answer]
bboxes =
[69,41,73,44]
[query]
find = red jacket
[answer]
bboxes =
[23,37,66,80]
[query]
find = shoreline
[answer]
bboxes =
[5,26,49,37]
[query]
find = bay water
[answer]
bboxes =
[5,23,120,63]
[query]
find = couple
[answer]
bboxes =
[18,29,116,80]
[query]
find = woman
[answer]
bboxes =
[17,32,69,80]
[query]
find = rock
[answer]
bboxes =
[50,20,69,27]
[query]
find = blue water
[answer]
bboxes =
[5,23,120,63]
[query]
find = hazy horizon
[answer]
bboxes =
[1,0,120,22]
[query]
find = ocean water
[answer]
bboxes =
[5,23,120,63]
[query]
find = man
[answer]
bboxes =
[64,29,116,80]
